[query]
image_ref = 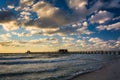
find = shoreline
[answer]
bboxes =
[70,58,120,80]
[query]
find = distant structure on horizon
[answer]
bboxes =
[58,49,68,53]
[26,50,31,54]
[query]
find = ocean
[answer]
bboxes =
[0,53,119,80]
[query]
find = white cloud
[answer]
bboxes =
[69,0,87,9]
[72,37,119,50]
[32,1,59,18]
[76,39,86,43]
[68,0,114,20]
[0,21,19,31]
[20,0,34,6]
[19,11,31,21]
[28,38,59,45]
[62,37,75,43]
[8,5,14,9]
[52,22,92,36]
[0,37,59,47]
[11,32,32,37]
[113,16,120,20]
[22,1,78,31]
[97,22,120,30]
[72,22,82,27]
[68,0,88,19]
[0,40,27,47]
[77,27,92,35]
[106,22,120,30]
[89,37,103,43]
[82,21,88,27]
[96,25,106,31]
[16,1,95,36]
[63,43,75,47]
[20,11,31,16]
[88,38,120,50]
[89,0,120,12]
[25,25,73,36]
[0,33,11,40]
[115,41,120,47]
[90,10,113,24]
[28,39,46,44]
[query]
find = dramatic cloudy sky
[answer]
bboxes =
[0,0,120,53]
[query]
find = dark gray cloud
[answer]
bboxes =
[0,10,19,31]
[22,1,78,29]
[0,11,16,23]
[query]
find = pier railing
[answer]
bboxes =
[27,51,120,55]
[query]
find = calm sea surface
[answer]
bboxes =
[0,53,119,80]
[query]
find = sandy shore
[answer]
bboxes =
[71,59,120,80]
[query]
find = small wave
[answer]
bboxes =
[0,57,83,65]
[66,65,103,80]
[0,68,58,77]
[0,56,36,60]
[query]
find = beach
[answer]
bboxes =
[71,59,120,80]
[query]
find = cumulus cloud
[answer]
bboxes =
[0,33,11,40]
[87,37,118,50]
[23,1,78,30]
[11,32,32,37]
[72,37,113,50]
[77,22,92,35]
[115,40,120,47]
[1,0,116,33]
[49,21,92,36]
[0,0,120,51]
[62,37,75,43]
[25,27,58,36]
[0,37,59,47]
[20,0,34,7]
[28,38,59,45]
[68,0,88,19]
[77,27,92,35]
[97,22,120,30]
[0,40,27,47]
[63,43,75,47]
[69,0,87,10]
[8,5,15,9]
[28,39,47,44]
[82,21,88,27]
[0,21,18,31]
[25,20,92,36]
[15,0,34,22]
[67,0,115,20]
[88,0,120,11]
[19,11,31,21]
[32,1,59,18]
[0,41,13,47]
[89,37,103,43]
[90,10,113,24]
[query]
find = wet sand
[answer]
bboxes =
[71,59,120,80]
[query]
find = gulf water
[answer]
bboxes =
[0,53,119,80]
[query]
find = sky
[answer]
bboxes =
[0,0,120,53]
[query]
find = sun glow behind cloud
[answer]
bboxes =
[0,0,120,53]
